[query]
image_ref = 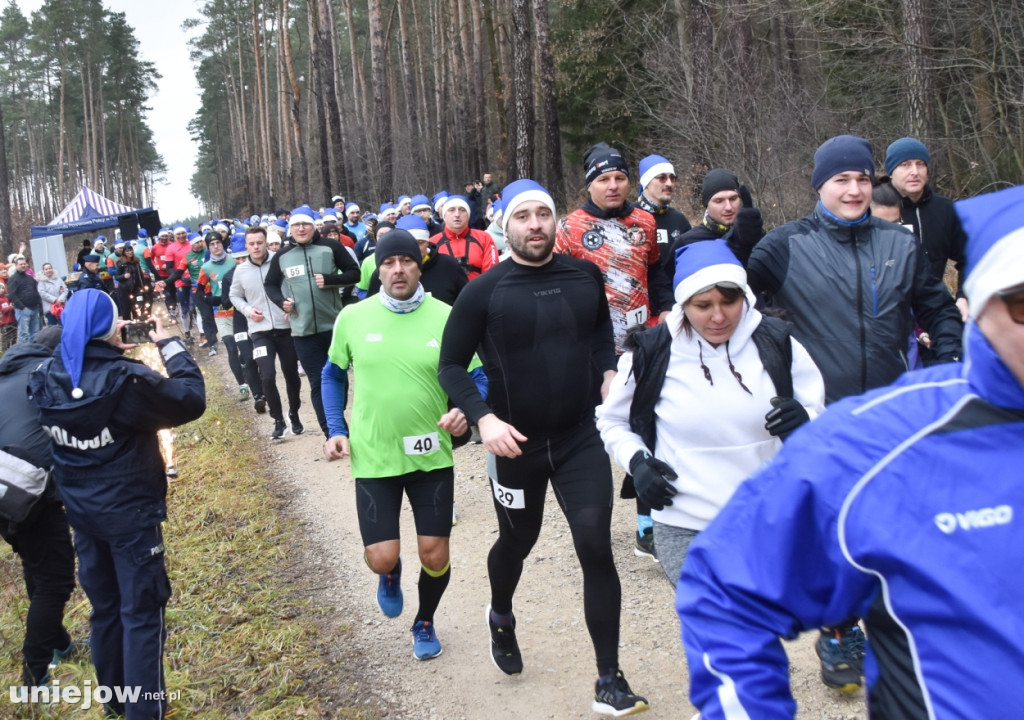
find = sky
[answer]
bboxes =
[16,0,204,223]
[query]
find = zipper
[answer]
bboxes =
[870,265,878,316]
[853,234,867,394]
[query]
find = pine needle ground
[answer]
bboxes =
[1,384,385,719]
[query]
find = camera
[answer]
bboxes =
[121,321,156,344]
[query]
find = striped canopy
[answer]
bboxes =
[49,186,135,226]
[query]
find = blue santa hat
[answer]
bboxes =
[230,231,248,258]
[289,204,316,227]
[380,202,397,216]
[396,214,431,242]
[639,154,675,191]
[443,195,471,217]
[958,184,1024,321]
[411,194,431,212]
[344,202,360,215]
[500,179,555,235]
[673,240,747,306]
[431,191,449,214]
[60,289,120,399]
[137,228,149,239]
[397,195,411,209]
[322,209,338,223]
[173,225,188,236]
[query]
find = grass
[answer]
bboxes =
[1,378,382,719]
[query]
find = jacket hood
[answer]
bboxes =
[665,285,762,356]
[0,342,52,375]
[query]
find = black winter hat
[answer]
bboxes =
[701,169,740,207]
[375,229,422,269]
[584,142,629,185]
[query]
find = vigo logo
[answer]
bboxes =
[934,505,1013,534]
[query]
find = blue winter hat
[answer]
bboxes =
[138,228,149,239]
[431,191,449,213]
[812,135,875,190]
[344,202,360,215]
[884,137,930,175]
[639,154,675,190]
[673,240,747,305]
[444,195,471,216]
[60,289,120,399]
[411,194,431,212]
[322,210,338,223]
[273,218,289,233]
[380,202,396,216]
[397,195,411,209]
[957,184,1024,321]
[289,205,315,226]
[230,231,248,258]
[501,179,555,235]
[491,198,503,219]
[396,214,430,242]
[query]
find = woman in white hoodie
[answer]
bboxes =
[597,240,825,586]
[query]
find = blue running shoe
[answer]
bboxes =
[411,620,442,660]
[377,559,403,618]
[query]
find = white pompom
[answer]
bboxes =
[71,387,84,399]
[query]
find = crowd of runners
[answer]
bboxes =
[3,133,1024,719]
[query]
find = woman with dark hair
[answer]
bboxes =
[597,240,825,586]
[114,244,147,319]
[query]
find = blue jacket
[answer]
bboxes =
[677,323,1024,719]
[28,338,206,536]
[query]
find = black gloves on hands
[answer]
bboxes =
[629,450,679,511]
[726,185,764,265]
[764,396,810,440]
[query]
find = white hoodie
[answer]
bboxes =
[596,291,825,530]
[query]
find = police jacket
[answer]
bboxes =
[74,268,107,293]
[678,324,1024,719]
[747,203,963,403]
[28,338,205,535]
[263,234,359,337]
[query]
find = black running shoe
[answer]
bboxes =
[270,420,287,440]
[289,412,304,435]
[254,396,267,414]
[593,670,649,717]
[815,625,866,692]
[486,605,523,676]
[634,529,657,561]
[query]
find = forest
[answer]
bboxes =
[1,0,1023,241]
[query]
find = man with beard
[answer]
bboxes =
[438,180,649,717]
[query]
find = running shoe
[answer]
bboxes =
[297,361,306,376]
[486,604,523,676]
[270,420,287,440]
[254,395,267,414]
[815,625,866,691]
[208,346,218,356]
[593,670,649,716]
[634,529,657,561]
[238,384,250,401]
[411,620,442,660]
[289,412,304,435]
[377,560,403,617]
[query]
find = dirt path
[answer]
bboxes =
[207,359,867,720]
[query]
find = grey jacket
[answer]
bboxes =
[228,252,290,334]
[37,275,68,306]
[747,203,962,403]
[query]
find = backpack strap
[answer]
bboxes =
[752,315,794,399]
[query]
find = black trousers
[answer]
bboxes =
[251,328,302,422]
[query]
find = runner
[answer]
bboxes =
[438,179,649,717]
[321,230,479,661]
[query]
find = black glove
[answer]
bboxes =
[727,185,764,264]
[764,396,810,440]
[628,450,679,511]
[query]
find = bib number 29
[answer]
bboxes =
[491,479,525,509]
[403,432,439,455]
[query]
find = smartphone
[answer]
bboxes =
[121,321,156,344]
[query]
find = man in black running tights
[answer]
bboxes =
[438,179,649,717]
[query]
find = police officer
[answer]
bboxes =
[30,290,206,719]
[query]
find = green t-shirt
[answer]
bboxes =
[357,255,376,292]
[327,295,456,479]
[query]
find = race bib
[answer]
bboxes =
[490,479,525,509]
[403,432,439,455]
[252,345,268,359]
[234,332,249,342]
[285,265,306,279]
[626,304,649,326]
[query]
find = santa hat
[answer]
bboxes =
[411,194,431,212]
[639,154,675,190]
[958,184,1024,321]
[289,205,316,226]
[500,179,555,235]
[396,214,431,242]
[673,240,747,306]
[443,195,471,217]
[60,289,120,399]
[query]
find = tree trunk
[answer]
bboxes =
[481,0,508,171]
[533,0,562,199]
[317,0,346,200]
[508,0,534,179]
[308,1,331,203]
[396,0,424,188]
[280,0,310,200]
[0,101,13,258]
[368,0,393,198]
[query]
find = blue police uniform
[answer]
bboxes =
[30,303,205,720]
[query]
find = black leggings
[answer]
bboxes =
[251,328,302,421]
[486,421,621,675]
